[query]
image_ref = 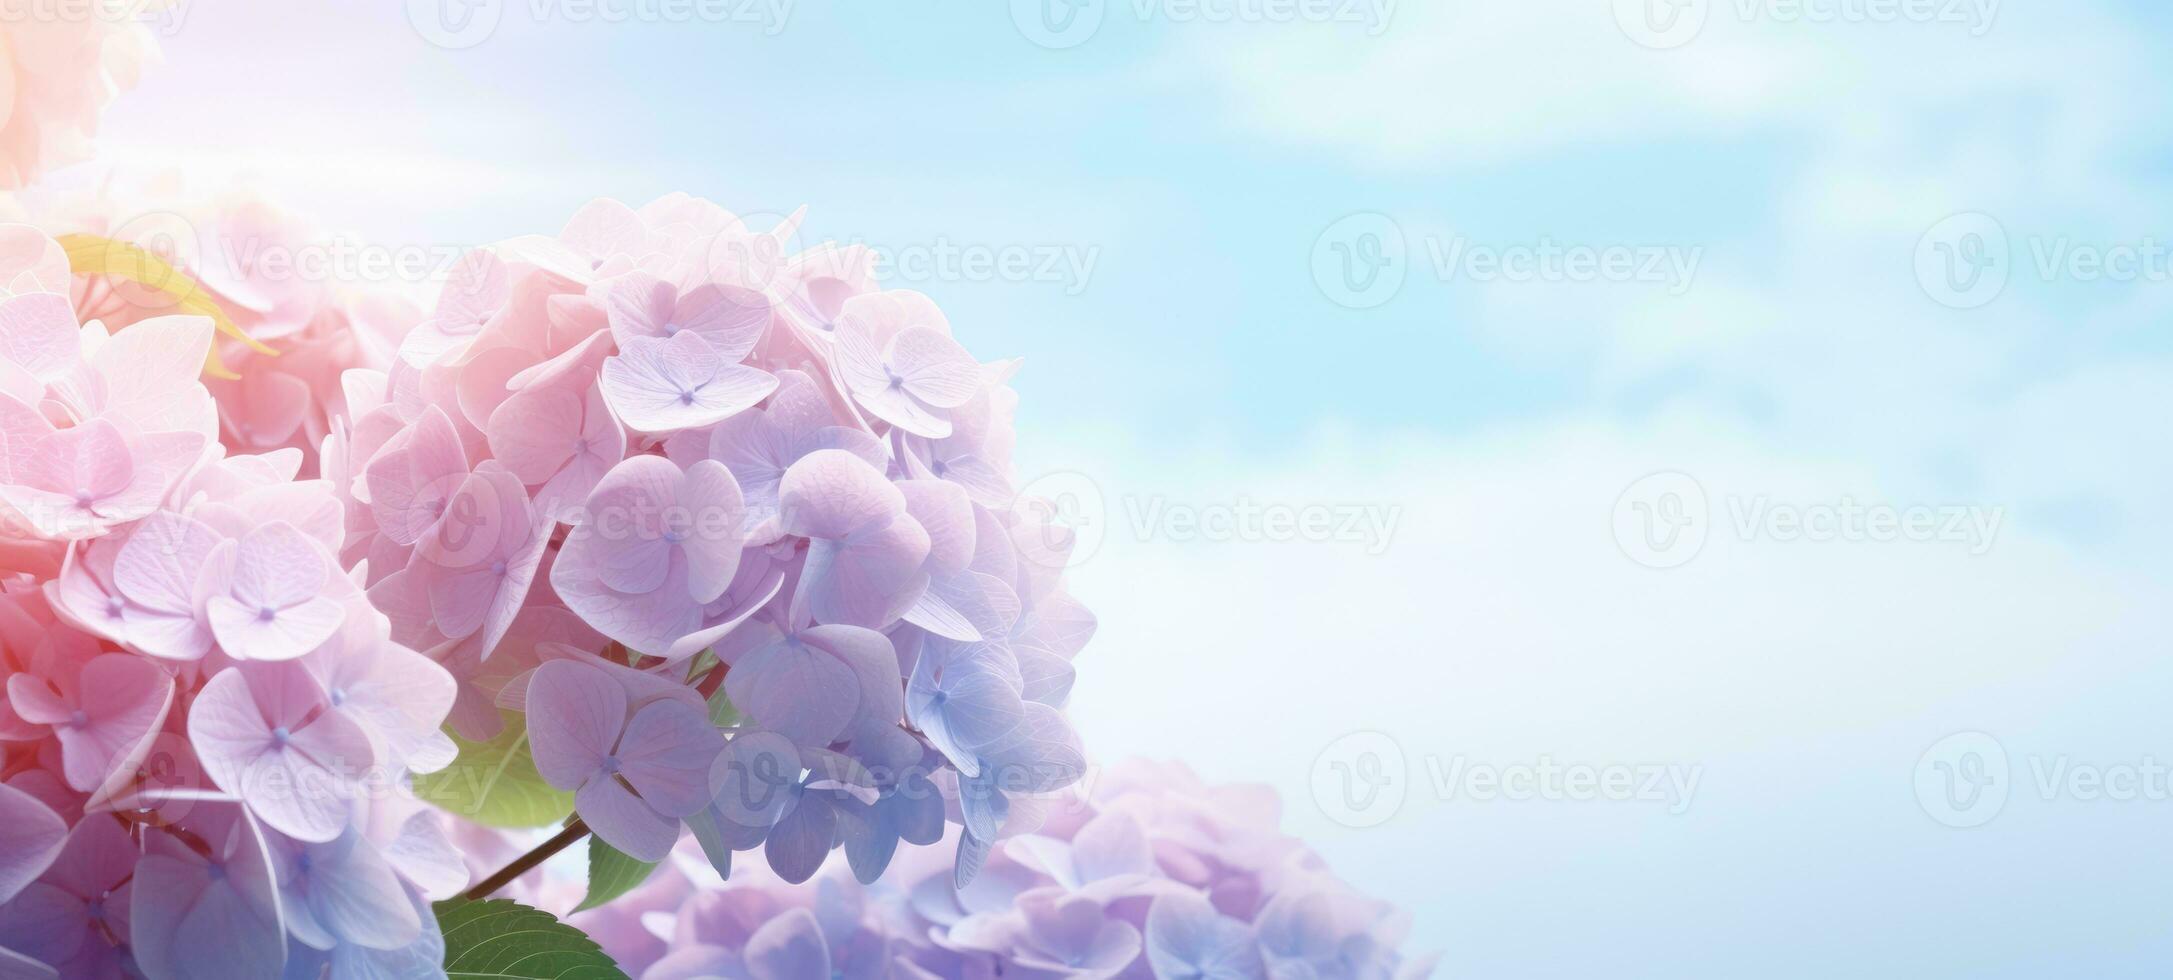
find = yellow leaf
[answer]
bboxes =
[55,233,278,380]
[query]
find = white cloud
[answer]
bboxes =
[1044,415,2173,968]
[1179,1,2153,170]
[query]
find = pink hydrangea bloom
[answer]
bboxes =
[20,188,409,476]
[335,196,1095,892]
[0,225,462,979]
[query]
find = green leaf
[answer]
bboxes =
[435,898,627,979]
[55,232,276,379]
[705,684,741,729]
[574,837,659,913]
[413,711,574,828]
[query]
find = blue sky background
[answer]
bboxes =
[79,0,2173,974]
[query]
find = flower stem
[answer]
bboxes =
[463,818,590,902]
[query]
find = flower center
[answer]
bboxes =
[599,755,622,775]
[270,726,292,747]
[258,606,279,622]
[68,709,89,728]
[205,862,227,883]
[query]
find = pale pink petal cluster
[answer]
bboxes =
[0,0,158,189]
[19,188,411,475]
[338,196,1094,889]
[0,225,461,979]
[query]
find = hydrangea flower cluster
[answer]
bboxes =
[0,224,464,979]
[10,186,411,474]
[0,0,158,189]
[559,759,1437,979]
[334,195,1095,888]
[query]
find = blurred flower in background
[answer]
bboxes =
[0,0,157,189]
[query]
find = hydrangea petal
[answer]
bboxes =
[743,908,830,980]
[0,783,64,903]
[112,511,221,659]
[799,519,930,630]
[765,790,836,885]
[54,653,172,792]
[678,460,745,605]
[0,292,78,383]
[525,660,627,789]
[600,332,776,434]
[885,328,981,409]
[578,775,681,863]
[82,315,217,437]
[616,698,723,819]
[776,449,904,541]
[725,629,858,750]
